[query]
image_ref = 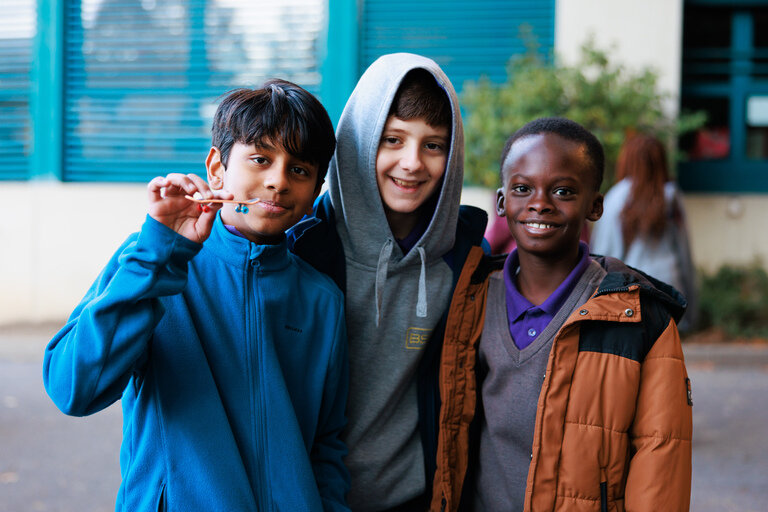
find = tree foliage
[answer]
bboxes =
[461,38,706,189]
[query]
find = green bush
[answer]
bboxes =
[461,35,706,189]
[698,262,768,338]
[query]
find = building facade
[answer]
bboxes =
[2,0,766,324]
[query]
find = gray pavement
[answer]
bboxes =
[0,323,121,512]
[1,323,767,511]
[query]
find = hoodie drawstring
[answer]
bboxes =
[374,239,393,327]
[374,240,429,326]
[416,246,427,318]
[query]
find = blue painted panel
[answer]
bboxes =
[360,0,555,90]
[679,1,768,192]
[63,0,328,182]
[321,0,358,127]
[0,1,36,181]
[678,160,768,192]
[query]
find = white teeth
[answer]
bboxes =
[526,222,555,229]
[392,177,418,188]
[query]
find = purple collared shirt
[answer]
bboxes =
[504,242,591,350]
[395,212,430,254]
[224,224,246,238]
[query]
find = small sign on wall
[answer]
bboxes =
[747,96,768,126]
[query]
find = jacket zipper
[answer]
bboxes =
[599,466,608,512]
[249,258,269,511]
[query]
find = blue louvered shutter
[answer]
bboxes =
[361,0,555,89]
[0,0,36,181]
[63,0,326,182]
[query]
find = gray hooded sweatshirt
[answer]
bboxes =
[328,53,465,510]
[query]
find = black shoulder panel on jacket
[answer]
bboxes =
[470,254,506,285]
[456,205,489,248]
[579,292,672,363]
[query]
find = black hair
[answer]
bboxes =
[499,117,604,190]
[211,79,336,185]
[388,69,452,130]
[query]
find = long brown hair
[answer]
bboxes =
[615,134,670,249]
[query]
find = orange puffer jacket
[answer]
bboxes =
[431,247,693,512]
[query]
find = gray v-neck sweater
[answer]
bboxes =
[474,261,606,511]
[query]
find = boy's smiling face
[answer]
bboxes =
[207,139,320,244]
[375,115,449,239]
[497,132,603,261]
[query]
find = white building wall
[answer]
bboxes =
[1,182,147,325]
[556,0,683,116]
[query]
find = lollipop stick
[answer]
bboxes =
[184,195,260,205]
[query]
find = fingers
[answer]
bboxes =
[186,173,214,201]
[148,173,232,206]
[147,175,169,204]
[195,205,219,238]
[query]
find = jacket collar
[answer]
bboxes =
[204,213,291,272]
[592,255,687,323]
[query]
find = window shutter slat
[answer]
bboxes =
[64,0,326,182]
[361,0,555,89]
[0,0,35,180]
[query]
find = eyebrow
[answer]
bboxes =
[506,173,581,184]
[382,127,449,141]
[251,141,276,152]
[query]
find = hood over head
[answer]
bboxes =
[328,52,464,266]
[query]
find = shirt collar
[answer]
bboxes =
[504,241,592,320]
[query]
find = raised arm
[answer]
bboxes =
[43,173,225,416]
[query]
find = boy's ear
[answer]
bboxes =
[206,147,224,189]
[495,187,506,217]
[587,192,604,222]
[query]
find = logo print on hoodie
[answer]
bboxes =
[405,327,431,349]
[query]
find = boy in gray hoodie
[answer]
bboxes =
[290,53,487,511]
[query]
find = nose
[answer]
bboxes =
[399,144,424,173]
[527,189,553,213]
[263,166,289,193]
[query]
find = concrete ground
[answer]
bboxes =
[1,323,767,511]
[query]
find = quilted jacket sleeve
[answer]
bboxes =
[624,317,692,511]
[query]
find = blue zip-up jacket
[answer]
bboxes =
[289,193,487,494]
[44,215,350,512]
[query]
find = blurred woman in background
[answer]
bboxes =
[591,133,698,331]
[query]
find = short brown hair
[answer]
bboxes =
[388,69,452,130]
[211,79,336,185]
[500,117,604,191]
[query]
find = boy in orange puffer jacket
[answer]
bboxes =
[431,117,692,512]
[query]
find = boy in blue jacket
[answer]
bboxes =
[290,54,487,511]
[43,80,350,511]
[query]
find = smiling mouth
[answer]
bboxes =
[391,177,422,189]
[257,200,289,213]
[522,221,557,229]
